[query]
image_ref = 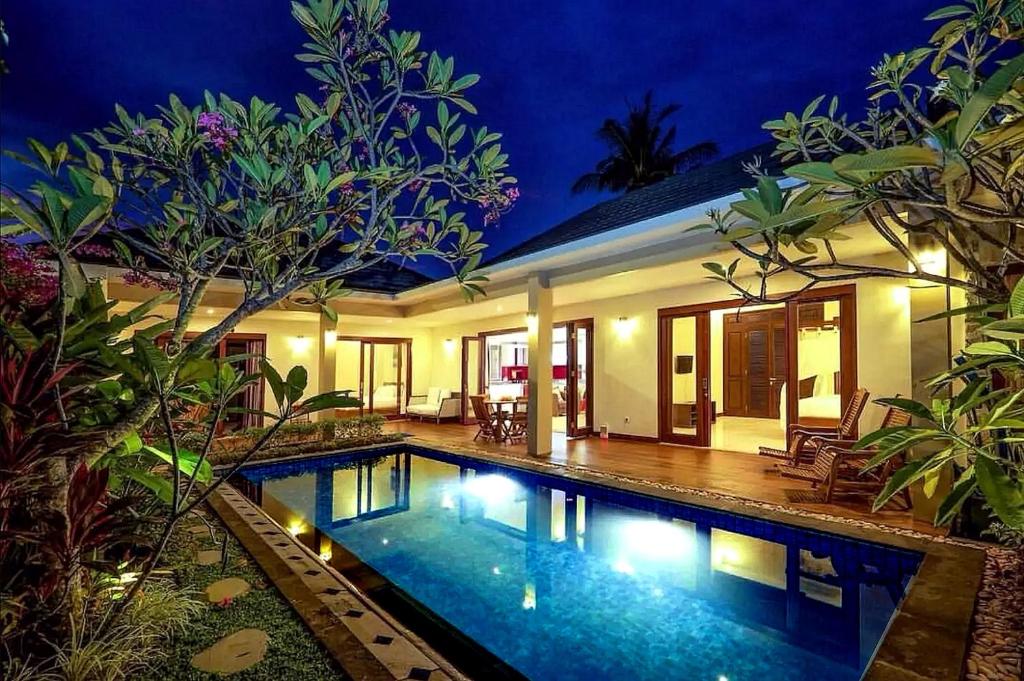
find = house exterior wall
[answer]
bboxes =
[421,269,915,440]
[176,313,324,416]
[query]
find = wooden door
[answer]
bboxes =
[723,308,786,418]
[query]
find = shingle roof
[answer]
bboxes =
[484,143,784,266]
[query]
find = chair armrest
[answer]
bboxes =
[788,424,839,437]
[438,397,461,418]
[408,394,427,405]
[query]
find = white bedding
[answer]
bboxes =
[798,394,841,419]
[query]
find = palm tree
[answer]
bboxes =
[572,91,717,194]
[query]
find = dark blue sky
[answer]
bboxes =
[1,0,936,267]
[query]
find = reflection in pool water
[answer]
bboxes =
[239,447,920,681]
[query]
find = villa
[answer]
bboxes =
[97,143,961,510]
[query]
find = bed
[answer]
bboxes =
[779,376,842,427]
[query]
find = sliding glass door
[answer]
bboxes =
[658,312,711,446]
[337,337,412,417]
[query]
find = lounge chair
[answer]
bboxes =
[759,387,870,465]
[407,387,461,423]
[470,395,503,442]
[779,405,913,506]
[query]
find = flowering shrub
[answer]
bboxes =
[0,239,58,311]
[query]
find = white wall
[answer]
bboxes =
[182,312,323,413]
[421,270,913,439]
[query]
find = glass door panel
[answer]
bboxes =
[336,340,363,414]
[660,312,710,445]
[566,320,593,437]
[790,299,844,427]
[461,336,482,424]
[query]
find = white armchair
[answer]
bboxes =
[407,387,461,423]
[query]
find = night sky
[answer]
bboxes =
[1,0,937,270]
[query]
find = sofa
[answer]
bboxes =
[407,387,461,423]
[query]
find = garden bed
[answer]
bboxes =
[139,510,347,680]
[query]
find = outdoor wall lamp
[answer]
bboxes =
[613,316,636,339]
[526,313,539,335]
[288,335,312,354]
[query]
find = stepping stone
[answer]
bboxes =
[191,628,268,674]
[205,577,251,604]
[196,549,222,566]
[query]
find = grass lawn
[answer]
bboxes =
[140,510,346,680]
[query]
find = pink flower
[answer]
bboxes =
[397,102,417,120]
[197,111,238,152]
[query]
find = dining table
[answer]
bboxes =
[484,399,525,443]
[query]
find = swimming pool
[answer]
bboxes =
[237,445,921,681]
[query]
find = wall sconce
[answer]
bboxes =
[915,247,947,278]
[443,338,456,356]
[287,520,306,537]
[288,335,312,354]
[323,329,337,345]
[613,316,636,340]
[526,313,539,335]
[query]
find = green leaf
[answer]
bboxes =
[132,335,171,383]
[142,445,213,484]
[924,5,972,20]
[934,466,976,526]
[261,359,286,409]
[832,146,941,173]
[285,365,308,404]
[956,52,1024,149]
[125,468,174,504]
[874,397,933,422]
[975,456,1024,529]
[1009,276,1024,318]
[964,341,1016,357]
[298,391,363,414]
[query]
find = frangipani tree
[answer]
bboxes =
[2,0,516,461]
[696,1,1023,531]
[0,0,516,636]
[699,0,1022,305]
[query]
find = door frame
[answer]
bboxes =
[564,318,595,438]
[657,284,858,446]
[338,336,413,418]
[460,335,483,424]
[658,311,711,445]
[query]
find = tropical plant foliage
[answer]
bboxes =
[855,279,1024,530]
[573,90,717,194]
[699,0,1022,303]
[0,0,514,668]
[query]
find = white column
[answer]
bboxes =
[316,313,338,421]
[527,274,553,456]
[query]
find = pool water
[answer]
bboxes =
[239,446,920,681]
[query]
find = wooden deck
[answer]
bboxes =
[386,420,942,535]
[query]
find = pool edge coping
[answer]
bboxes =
[216,438,987,681]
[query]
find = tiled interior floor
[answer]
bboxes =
[711,415,786,453]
